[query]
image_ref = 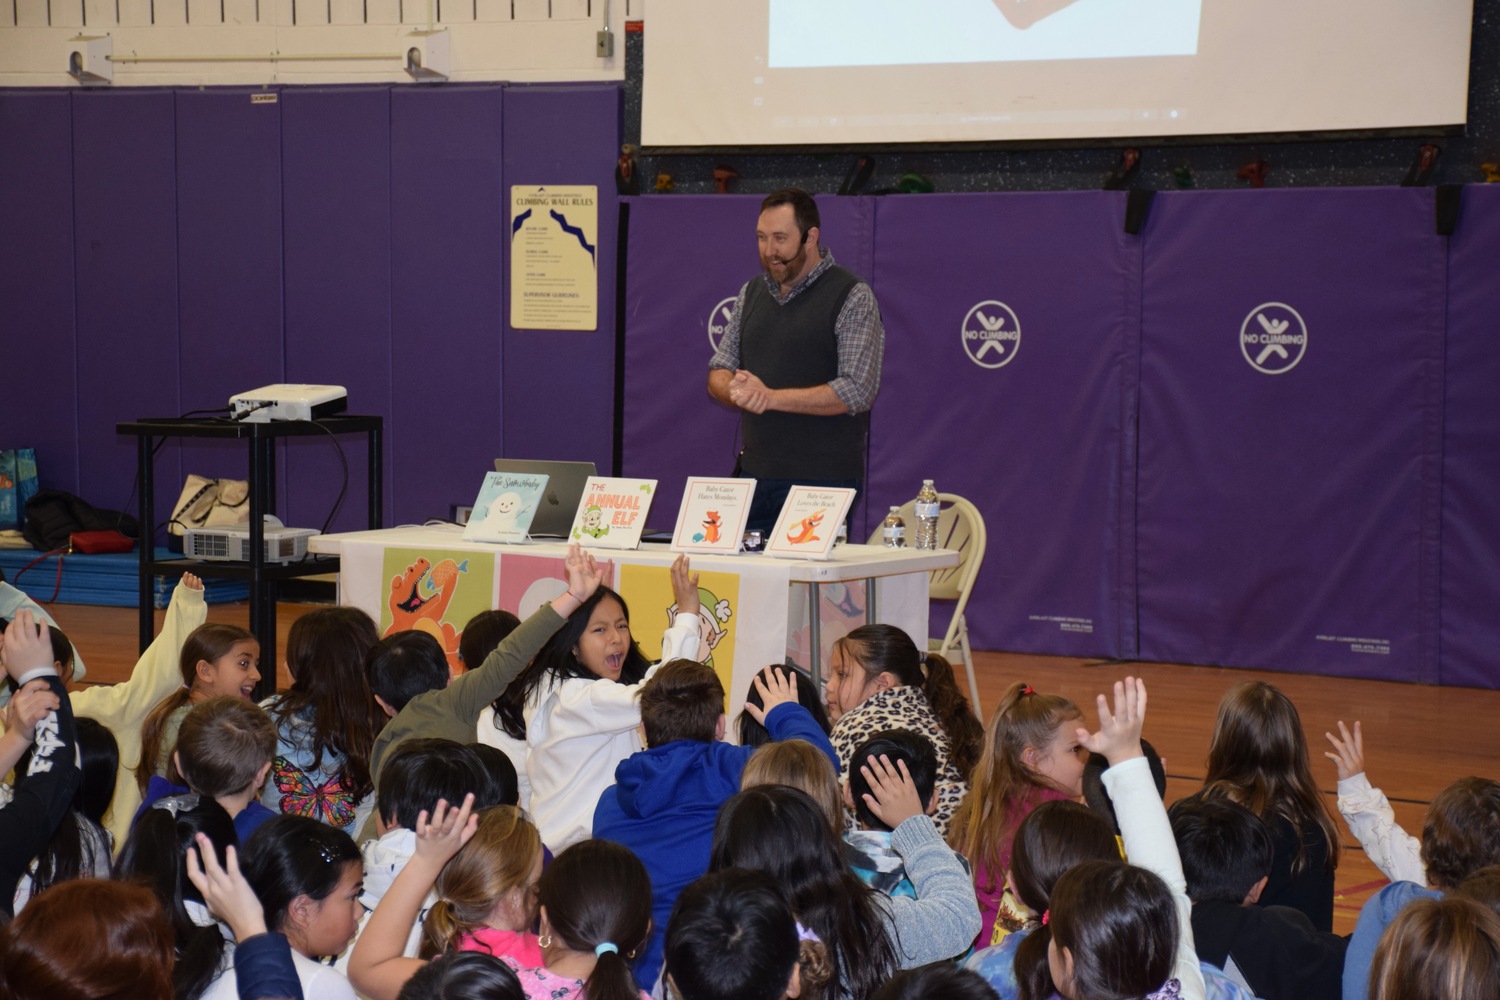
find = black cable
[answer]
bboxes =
[293,420,349,538]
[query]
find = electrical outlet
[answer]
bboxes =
[596,29,615,58]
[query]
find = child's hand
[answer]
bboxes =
[2,611,55,681]
[181,572,204,591]
[2,679,60,740]
[744,666,797,725]
[186,835,268,942]
[1323,720,1366,781]
[670,555,701,619]
[563,544,603,604]
[413,793,478,868]
[1077,677,1147,767]
[859,754,925,829]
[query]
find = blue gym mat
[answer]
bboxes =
[0,547,249,608]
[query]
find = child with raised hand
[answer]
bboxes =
[420,805,545,967]
[0,610,81,920]
[1045,678,1206,1000]
[139,619,261,792]
[361,543,606,844]
[0,573,207,848]
[482,554,704,850]
[261,606,387,837]
[200,815,365,1000]
[1324,720,1426,885]
[823,624,983,835]
[949,682,1086,949]
[1190,681,1339,931]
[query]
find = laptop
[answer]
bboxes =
[492,459,597,538]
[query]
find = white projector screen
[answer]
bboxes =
[642,0,1473,147]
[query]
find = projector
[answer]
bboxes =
[229,384,348,423]
[184,517,321,564]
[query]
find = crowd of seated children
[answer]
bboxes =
[594,662,837,990]
[13,550,1500,1000]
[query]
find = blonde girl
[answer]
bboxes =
[741,738,844,834]
[138,623,260,794]
[421,805,545,968]
[1194,680,1340,931]
[949,682,1085,949]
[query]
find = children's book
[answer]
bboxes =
[765,486,857,560]
[462,472,549,543]
[569,477,658,550]
[671,478,756,554]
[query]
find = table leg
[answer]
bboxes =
[865,576,878,624]
[806,581,823,689]
[137,433,155,653]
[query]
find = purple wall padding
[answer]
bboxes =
[280,87,391,533]
[389,87,506,524]
[1136,188,1445,682]
[869,193,1133,657]
[1440,187,1500,688]
[500,85,622,473]
[72,90,183,512]
[0,92,78,495]
[173,90,286,493]
[619,194,874,530]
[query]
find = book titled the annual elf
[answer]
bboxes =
[569,477,658,549]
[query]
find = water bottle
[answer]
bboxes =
[914,480,940,550]
[881,506,907,548]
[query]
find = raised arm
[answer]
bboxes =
[446,544,603,725]
[746,667,839,771]
[860,754,981,965]
[1085,679,1206,1000]
[349,795,477,1000]
[1326,720,1426,885]
[0,611,81,918]
[0,580,88,685]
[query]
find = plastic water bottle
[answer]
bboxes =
[914,480,940,550]
[881,506,907,548]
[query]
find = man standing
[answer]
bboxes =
[708,188,884,535]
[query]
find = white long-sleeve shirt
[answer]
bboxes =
[1102,755,1207,1000]
[476,613,700,851]
[1336,772,1426,886]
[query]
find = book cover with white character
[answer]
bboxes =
[463,472,550,543]
[569,477,658,549]
[672,478,756,554]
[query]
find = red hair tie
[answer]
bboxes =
[1021,685,1035,696]
[1041,909,1050,926]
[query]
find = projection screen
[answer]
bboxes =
[642,0,1473,147]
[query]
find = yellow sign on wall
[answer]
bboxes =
[509,184,599,331]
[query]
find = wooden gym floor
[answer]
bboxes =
[60,599,1500,936]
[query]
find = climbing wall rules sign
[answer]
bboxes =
[509,185,600,331]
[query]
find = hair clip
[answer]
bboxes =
[795,920,821,944]
[1041,908,1050,926]
[313,840,341,864]
[1021,685,1035,696]
[152,793,202,818]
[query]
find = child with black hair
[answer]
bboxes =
[871,963,1000,1000]
[201,814,364,999]
[737,665,831,748]
[10,717,117,912]
[662,869,803,1000]
[346,738,494,969]
[135,695,279,841]
[458,610,522,676]
[843,729,943,899]
[1169,796,1346,1000]
[360,543,606,843]
[483,556,704,851]
[469,741,521,807]
[397,952,525,1000]
[116,793,241,1000]
[261,605,387,837]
